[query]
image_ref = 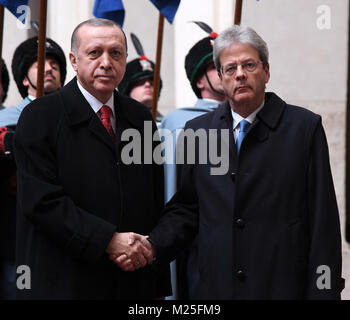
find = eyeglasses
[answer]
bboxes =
[221,60,263,77]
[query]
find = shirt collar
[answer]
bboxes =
[27,95,36,102]
[202,98,223,104]
[231,100,265,130]
[76,79,115,117]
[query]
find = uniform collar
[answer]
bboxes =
[27,95,36,102]
[194,98,221,110]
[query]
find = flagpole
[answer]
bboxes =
[234,0,243,25]
[36,0,47,98]
[0,4,4,81]
[151,12,164,121]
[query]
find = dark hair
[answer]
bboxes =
[1,59,9,103]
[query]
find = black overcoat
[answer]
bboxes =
[14,78,171,299]
[149,92,344,299]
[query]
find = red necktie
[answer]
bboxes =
[100,105,115,140]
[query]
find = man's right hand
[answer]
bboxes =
[106,232,154,271]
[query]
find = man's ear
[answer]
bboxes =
[218,71,222,80]
[22,76,29,87]
[69,52,78,72]
[196,77,204,90]
[264,63,270,84]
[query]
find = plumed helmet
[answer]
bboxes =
[118,57,162,96]
[1,58,10,103]
[118,33,162,96]
[11,37,67,98]
[185,22,218,98]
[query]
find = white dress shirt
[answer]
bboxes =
[231,100,265,142]
[76,80,116,133]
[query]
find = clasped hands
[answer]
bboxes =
[106,232,155,271]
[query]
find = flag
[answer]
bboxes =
[93,0,125,27]
[0,0,29,20]
[148,0,180,24]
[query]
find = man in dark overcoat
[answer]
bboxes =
[120,25,345,299]
[0,37,66,300]
[14,18,171,299]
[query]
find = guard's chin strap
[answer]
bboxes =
[26,74,37,91]
[204,71,225,97]
[25,73,58,95]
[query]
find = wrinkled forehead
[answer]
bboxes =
[77,25,126,49]
[220,43,260,64]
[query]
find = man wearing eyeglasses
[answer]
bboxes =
[113,25,344,300]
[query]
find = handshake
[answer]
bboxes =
[106,232,155,271]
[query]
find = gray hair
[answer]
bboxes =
[213,25,269,72]
[71,18,128,54]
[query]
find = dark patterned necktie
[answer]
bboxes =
[100,105,115,140]
[236,120,250,153]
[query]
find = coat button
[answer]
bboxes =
[236,270,246,280]
[230,172,236,181]
[236,218,245,228]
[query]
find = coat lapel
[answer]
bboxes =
[88,115,116,151]
[210,93,286,161]
[60,78,115,152]
[114,92,146,132]
[113,92,147,158]
[251,92,286,143]
[211,101,238,162]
